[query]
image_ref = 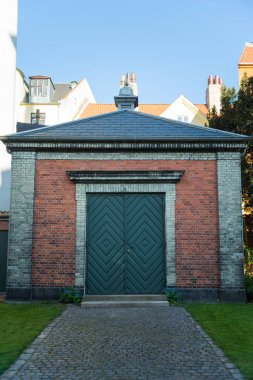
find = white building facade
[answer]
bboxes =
[0,0,18,211]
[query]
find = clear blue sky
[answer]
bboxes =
[17,0,253,104]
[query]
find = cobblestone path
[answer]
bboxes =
[1,305,243,380]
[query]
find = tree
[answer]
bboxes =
[207,74,253,248]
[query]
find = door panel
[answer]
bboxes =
[125,194,164,294]
[86,194,165,294]
[87,195,125,294]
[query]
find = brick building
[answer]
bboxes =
[1,85,247,301]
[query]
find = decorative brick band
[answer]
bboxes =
[37,152,217,160]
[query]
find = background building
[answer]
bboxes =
[0,0,17,292]
[0,0,18,212]
[79,72,222,126]
[15,70,96,126]
[238,42,253,85]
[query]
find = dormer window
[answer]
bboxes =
[30,79,48,97]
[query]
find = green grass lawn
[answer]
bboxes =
[0,302,66,375]
[185,303,253,380]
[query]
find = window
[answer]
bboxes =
[31,110,45,125]
[30,79,48,97]
[177,115,189,122]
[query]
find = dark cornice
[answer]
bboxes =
[67,170,185,184]
[1,140,247,153]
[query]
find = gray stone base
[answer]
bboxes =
[219,288,246,303]
[171,288,219,302]
[31,287,83,300]
[32,287,64,300]
[6,287,247,302]
[6,287,66,300]
[6,288,32,300]
[168,287,246,303]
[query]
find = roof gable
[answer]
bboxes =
[239,42,253,64]
[3,109,246,142]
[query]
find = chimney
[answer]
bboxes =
[121,74,125,87]
[206,74,223,113]
[35,109,40,124]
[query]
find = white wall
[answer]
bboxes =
[0,0,18,211]
[60,79,96,122]
[15,69,29,125]
[161,95,207,126]
[18,104,60,125]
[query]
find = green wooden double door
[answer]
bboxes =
[86,194,165,294]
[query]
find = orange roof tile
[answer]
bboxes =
[79,103,208,119]
[139,104,170,115]
[80,104,117,118]
[239,43,253,64]
[80,104,170,118]
[195,104,208,115]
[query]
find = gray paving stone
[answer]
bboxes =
[1,305,243,380]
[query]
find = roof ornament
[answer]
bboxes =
[119,81,134,96]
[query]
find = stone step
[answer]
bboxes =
[81,301,169,309]
[81,294,168,308]
[82,294,167,302]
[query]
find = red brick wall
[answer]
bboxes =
[32,159,219,288]
[0,220,9,231]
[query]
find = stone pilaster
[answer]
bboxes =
[6,151,36,299]
[217,152,245,301]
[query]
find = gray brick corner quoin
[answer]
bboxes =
[6,151,36,299]
[217,152,245,301]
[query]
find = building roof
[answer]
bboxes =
[52,83,75,102]
[239,42,253,64]
[0,211,9,219]
[3,109,246,143]
[16,122,47,133]
[29,75,51,79]
[194,104,209,114]
[80,103,208,119]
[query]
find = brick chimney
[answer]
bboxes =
[120,72,138,96]
[206,75,223,113]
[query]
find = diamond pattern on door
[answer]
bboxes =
[125,194,165,294]
[86,194,165,294]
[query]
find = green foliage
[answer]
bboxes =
[207,74,253,135]
[244,245,253,273]
[0,303,65,374]
[59,288,82,304]
[165,289,179,305]
[207,74,253,246]
[185,304,253,380]
[245,274,253,302]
